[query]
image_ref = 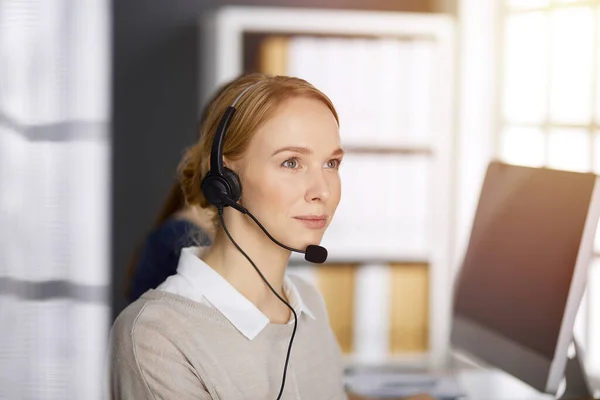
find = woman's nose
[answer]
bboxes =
[304,170,332,202]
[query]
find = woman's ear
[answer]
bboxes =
[222,158,231,173]
[224,157,244,176]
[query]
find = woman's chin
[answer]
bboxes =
[294,234,325,250]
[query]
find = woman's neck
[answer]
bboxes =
[200,211,292,321]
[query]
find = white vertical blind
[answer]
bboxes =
[0,1,111,398]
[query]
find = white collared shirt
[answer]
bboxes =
[156,246,315,340]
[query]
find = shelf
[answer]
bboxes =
[288,254,430,267]
[244,30,437,42]
[342,145,434,156]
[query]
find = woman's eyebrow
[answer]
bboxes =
[271,146,312,156]
[332,148,345,157]
[271,146,345,157]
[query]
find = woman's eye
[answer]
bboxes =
[282,158,299,169]
[326,159,341,169]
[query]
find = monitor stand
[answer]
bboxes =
[558,340,595,400]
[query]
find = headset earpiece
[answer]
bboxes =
[200,167,241,208]
[222,167,242,202]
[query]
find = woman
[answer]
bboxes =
[109,73,348,399]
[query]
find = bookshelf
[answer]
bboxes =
[199,6,456,370]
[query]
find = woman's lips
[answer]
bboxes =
[293,215,327,229]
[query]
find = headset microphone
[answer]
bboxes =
[199,80,328,400]
[304,245,328,264]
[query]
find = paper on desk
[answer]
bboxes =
[345,372,467,399]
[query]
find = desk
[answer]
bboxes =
[348,394,434,400]
[345,365,599,400]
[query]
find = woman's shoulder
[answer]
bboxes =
[108,291,217,398]
[113,290,228,339]
[112,291,192,341]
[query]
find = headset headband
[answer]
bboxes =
[209,81,261,176]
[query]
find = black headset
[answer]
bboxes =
[200,83,253,215]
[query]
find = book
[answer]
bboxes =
[316,263,357,354]
[389,263,429,353]
[259,36,288,76]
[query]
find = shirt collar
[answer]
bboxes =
[162,246,315,340]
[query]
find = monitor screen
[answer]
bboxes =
[451,162,600,394]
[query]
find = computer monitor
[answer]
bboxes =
[451,161,600,397]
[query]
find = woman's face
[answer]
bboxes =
[236,96,343,250]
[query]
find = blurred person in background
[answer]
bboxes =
[124,182,215,303]
[108,73,349,399]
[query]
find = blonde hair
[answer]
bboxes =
[178,73,339,227]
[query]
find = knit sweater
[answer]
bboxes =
[109,275,348,400]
